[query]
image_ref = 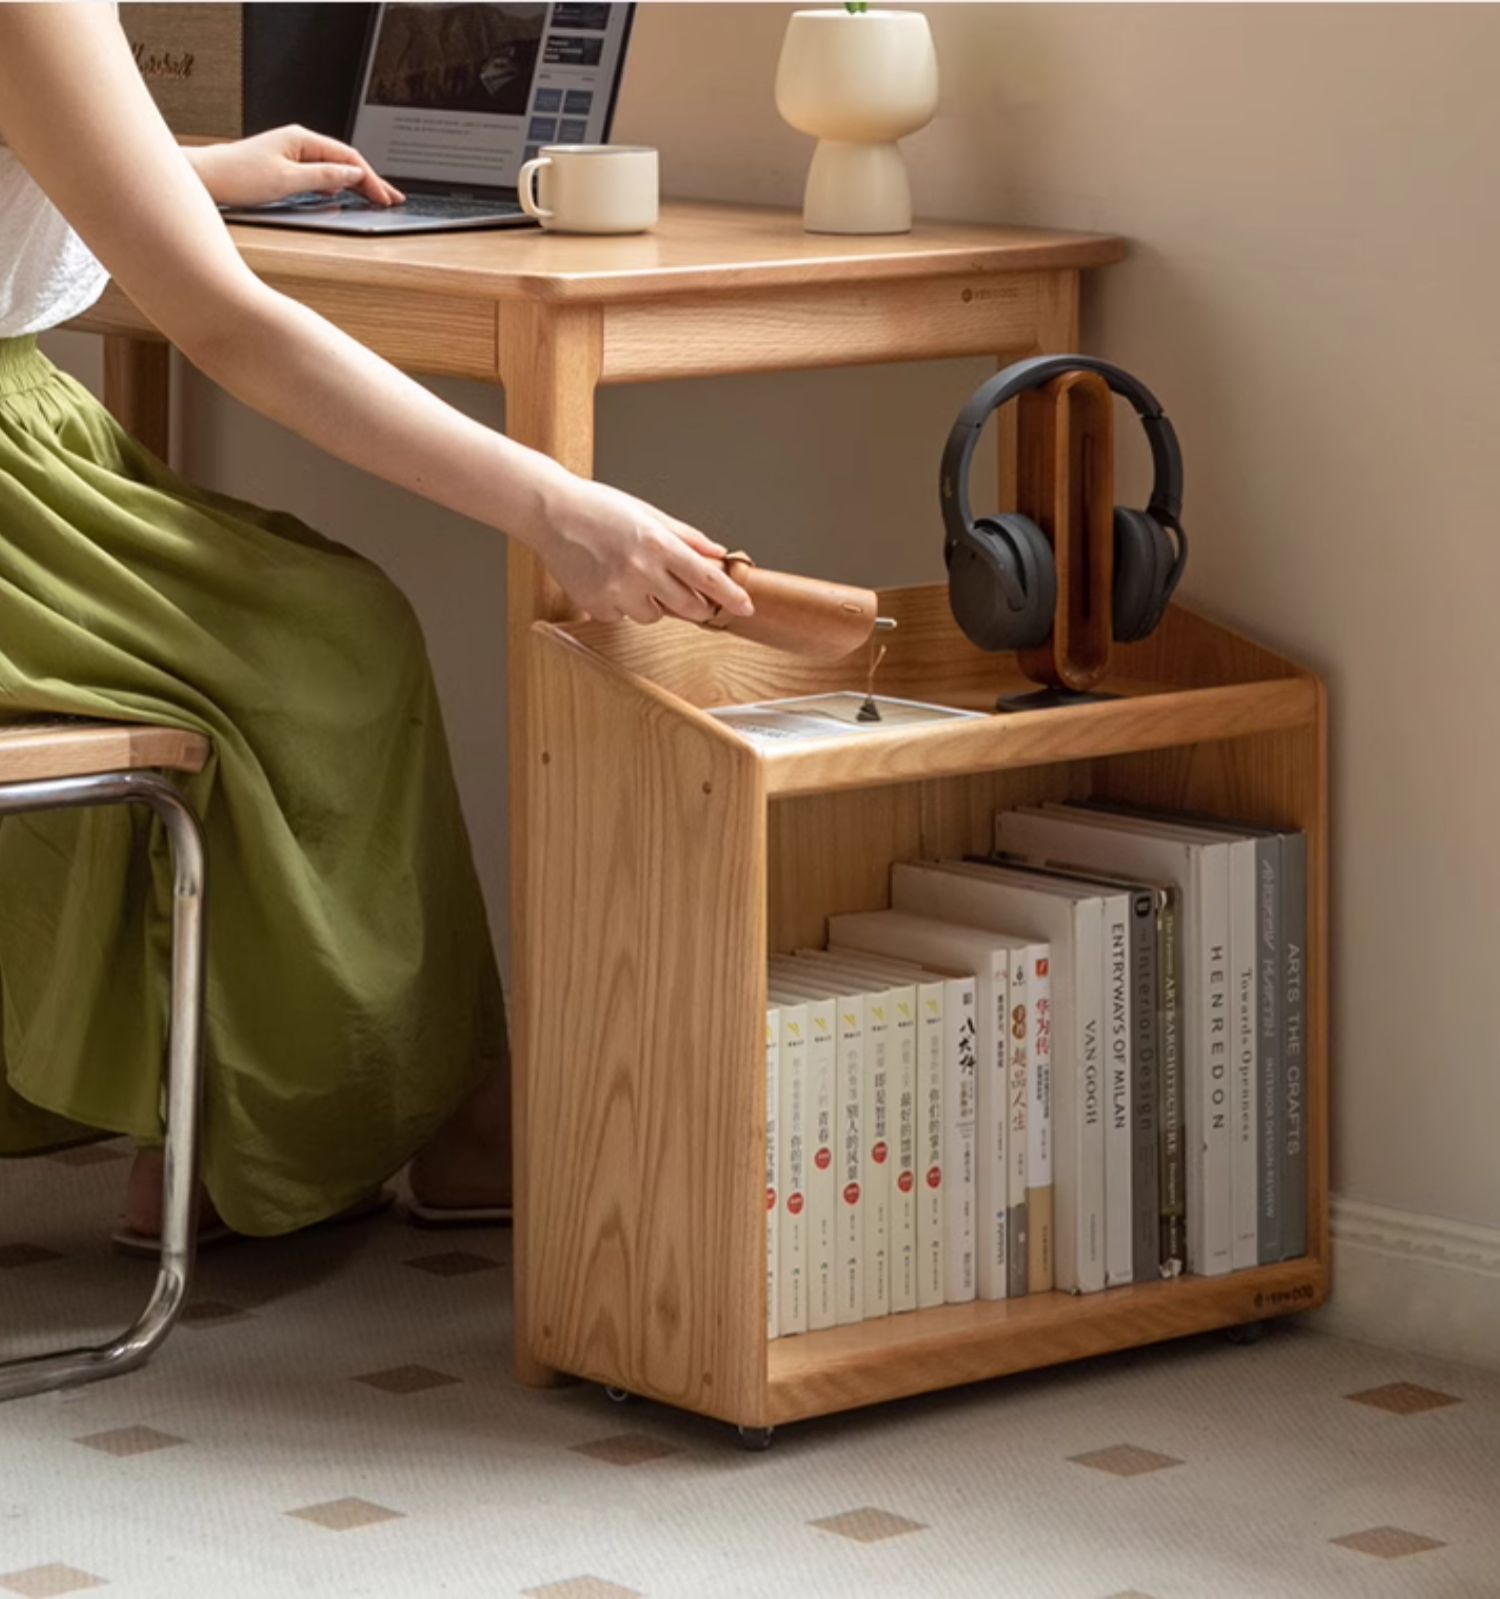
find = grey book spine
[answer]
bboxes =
[1280,833,1308,1260]
[1129,891,1161,1284]
[1157,892,1186,1274]
[1256,838,1284,1265]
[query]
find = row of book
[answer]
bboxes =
[763,800,1308,1341]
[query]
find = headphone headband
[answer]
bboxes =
[940,355,1185,559]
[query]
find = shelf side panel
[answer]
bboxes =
[526,630,768,1424]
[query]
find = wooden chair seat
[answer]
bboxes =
[0,720,210,785]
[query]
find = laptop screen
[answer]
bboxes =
[349,3,634,194]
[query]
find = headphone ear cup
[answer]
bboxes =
[948,513,1056,653]
[1112,507,1175,643]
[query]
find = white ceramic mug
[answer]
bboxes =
[517,145,659,234]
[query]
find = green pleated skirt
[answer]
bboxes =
[0,335,504,1234]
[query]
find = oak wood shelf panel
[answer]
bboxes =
[766,1259,1326,1425]
[527,582,1328,1432]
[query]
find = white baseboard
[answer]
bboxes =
[1310,1196,1500,1372]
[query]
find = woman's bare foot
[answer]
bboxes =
[120,1149,223,1240]
[408,1067,512,1213]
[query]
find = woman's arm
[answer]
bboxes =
[0,5,750,626]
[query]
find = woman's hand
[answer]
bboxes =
[185,125,403,209]
[530,476,754,626]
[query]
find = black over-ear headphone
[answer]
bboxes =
[940,355,1188,652]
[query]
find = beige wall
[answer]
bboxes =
[46,3,1500,1238]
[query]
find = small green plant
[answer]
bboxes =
[844,1,870,12]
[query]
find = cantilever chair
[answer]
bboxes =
[0,720,208,1403]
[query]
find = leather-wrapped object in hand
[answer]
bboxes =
[701,552,880,660]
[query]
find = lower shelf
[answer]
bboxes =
[765,1257,1327,1425]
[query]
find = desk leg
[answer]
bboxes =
[498,301,603,1389]
[103,336,171,462]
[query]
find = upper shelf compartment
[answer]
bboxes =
[532,584,1320,799]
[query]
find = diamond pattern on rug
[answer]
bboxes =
[0,1567,107,1598]
[285,1498,404,1532]
[0,1244,64,1269]
[569,1433,682,1466]
[810,1507,927,1543]
[1345,1381,1462,1415]
[74,1426,186,1458]
[1068,1444,1184,1477]
[522,1580,644,1599]
[401,1249,501,1276]
[1330,1526,1447,1560]
[353,1364,462,1394]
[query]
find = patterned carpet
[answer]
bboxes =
[3,1143,1498,1599]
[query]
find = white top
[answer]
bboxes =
[0,143,109,338]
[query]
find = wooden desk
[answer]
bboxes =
[70,200,1126,1390]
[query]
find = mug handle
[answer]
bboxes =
[517,156,553,221]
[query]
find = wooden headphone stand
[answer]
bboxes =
[1001,370,1117,712]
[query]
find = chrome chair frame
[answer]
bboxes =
[0,769,206,1402]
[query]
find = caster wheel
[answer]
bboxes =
[603,1385,638,1405]
[736,1425,775,1452]
[1224,1320,1268,1346]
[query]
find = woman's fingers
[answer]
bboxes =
[301,161,371,196]
[286,127,403,204]
[663,539,754,617]
[661,513,727,559]
[649,570,715,624]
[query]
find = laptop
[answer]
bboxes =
[223,2,636,235]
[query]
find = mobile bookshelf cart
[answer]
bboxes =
[526,587,1327,1444]
[82,205,1325,1444]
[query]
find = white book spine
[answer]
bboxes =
[804,1000,839,1330]
[889,988,919,1313]
[1026,949,1055,1293]
[945,977,978,1303]
[765,1007,779,1342]
[1103,896,1134,1288]
[916,980,946,1309]
[1005,952,1029,1297]
[1196,852,1234,1276]
[835,997,865,1325]
[862,991,892,1318]
[1228,840,1259,1271]
[778,1004,809,1336]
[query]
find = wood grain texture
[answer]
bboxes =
[1015,371,1115,692]
[102,337,171,460]
[527,623,769,1426]
[79,282,500,382]
[600,273,1046,384]
[0,722,209,782]
[766,1258,1327,1424]
[499,301,603,1390]
[208,206,1119,303]
[768,763,1091,954]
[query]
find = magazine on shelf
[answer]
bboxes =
[708,693,982,749]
